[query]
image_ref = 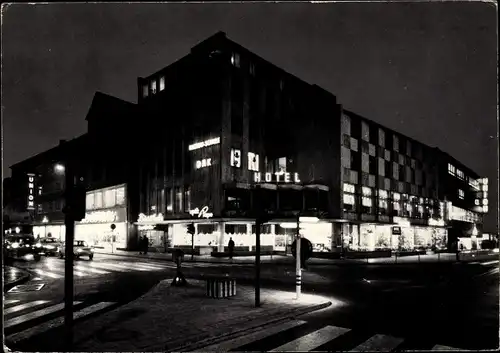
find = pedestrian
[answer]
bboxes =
[143,235,149,255]
[139,235,143,254]
[228,237,235,260]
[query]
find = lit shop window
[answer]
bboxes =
[448,163,455,175]
[456,169,464,180]
[362,186,372,196]
[378,189,388,199]
[343,183,355,194]
[378,199,388,209]
[418,205,424,213]
[103,188,116,208]
[475,199,480,206]
[86,193,95,211]
[231,53,240,68]
[393,192,401,201]
[230,149,241,168]
[393,202,400,211]
[362,196,372,207]
[150,80,157,94]
[343,194,355,205]
[142,85,149,98]
[94,190,103,209]
[483,205,489,213]
[159,76,165,91]
[248,152,259,172]
[458,189,465,200]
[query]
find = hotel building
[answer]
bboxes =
[6,32,489,254]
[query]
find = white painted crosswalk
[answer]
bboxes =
[190,319,465,352]
[3,298,115,344]
[27,258,250,281]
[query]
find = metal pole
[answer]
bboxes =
[191,233,194,261]
[255,217,261,307]
[64,164,75,350]
[296,214,301,299]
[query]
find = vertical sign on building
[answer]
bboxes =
[27,173,35,210]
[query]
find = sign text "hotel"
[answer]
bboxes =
[254,172,301,183]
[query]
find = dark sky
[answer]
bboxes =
[2,3,497,230]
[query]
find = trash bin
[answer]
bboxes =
[172,248,185,265]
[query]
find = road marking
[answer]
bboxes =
[73,270,87,277]
[136,262,171,269]
[33,277,43,280]
[7,301,115,343]
[4,301,50,315]
[271,325,351,352]
[482,260,499,266]
[130,263,167,271]
[4,301,81,329]
[33,269,63,279]
[477,267,500,278]
[432,344,460,350]
[73,265,110,275]
[349,334,404,352]
[102,262,150,271]
[197,320,307,352]
[4,300,21,306]
[87,262,130,272]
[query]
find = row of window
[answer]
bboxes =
[142,76,166,98]
[145,185,191,215]
[342,183,438,205]
[341,114,424,160]
[86,186,126,211]
[37,199,64,214]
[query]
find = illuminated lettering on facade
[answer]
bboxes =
[80,210,118,224]
[189,206,213,219]
[195,158,212,169]
[137,213,164,223]
[254,172,301,184]
[188,137,220,151]
[27,173,35,210]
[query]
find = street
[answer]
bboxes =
[4,254,499,351]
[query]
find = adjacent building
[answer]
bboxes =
[5,32,490,254]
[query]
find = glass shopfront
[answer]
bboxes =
[33,224,66,241]
[75,184,128,251]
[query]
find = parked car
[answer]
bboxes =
[58,240,94,260]
[38,237,62,256]
[3,234,42,262]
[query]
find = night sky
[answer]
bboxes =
[2,3,497,230]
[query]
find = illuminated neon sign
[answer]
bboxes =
[188,137,220,151]
[254,172,301,183]
[27,173,35,210]
[189,206,213,219]
[80,210,118,224]
[137,213,164,223]
[195,158,212,169]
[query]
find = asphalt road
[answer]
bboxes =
[4,253,499,351]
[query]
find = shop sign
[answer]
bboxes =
[80,210,118,224]
[392,226,402,235]
[189,206,213,219]
[27,173,35,210]
[195,158,212,169]
[137,213,164,223]
[188,137,220,151]
[254,172,301,183]
[393,216,411,227]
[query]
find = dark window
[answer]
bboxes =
[350,118,361,139]
[369,127,378,145]
[369,156,377,175]
[350,151,360,170]
[378,146,385,158]
[399,165,405,181]
[386,134,393,150]
[361,141,369,154]
[392,151,399,161]
[399,137,407,154]
[410,170,415,184]
[405,156,411,166]
[384,161,391,177]
[343,134,351,148]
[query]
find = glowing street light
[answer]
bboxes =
[54,164,65,173]
[15,227,20,234]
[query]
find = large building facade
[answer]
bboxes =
[5,32,489,254]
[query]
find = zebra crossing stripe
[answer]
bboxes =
[131,263,166,271]
[73,270,87,277]
[349,334,404,352]
[101,262,150,271]
[87,263,130,272]
[4,300,21,306]
[5,301,50,315]
[196,320,307,352]
[4,301,82,329]
[270,325,351,352]
[432,344,460,350]
[33,269,63,279]
[7,301,115,343]
[73,265,110,275]
[482,260,499,266]
[137,262,171,269]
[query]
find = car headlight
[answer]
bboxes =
[46,245,54,249]
[76,249,83,253]
[35,243,42,248]
[493,248,499,253]
[11,243,19,249]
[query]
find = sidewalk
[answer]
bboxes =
[70,279,333,352]
[94,248,499,266]
[3,266,31,291]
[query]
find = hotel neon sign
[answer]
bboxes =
[254,172,301,183]
[188,137,220,151]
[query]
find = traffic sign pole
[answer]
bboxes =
[64,164,75,350]
[296,214,301,299]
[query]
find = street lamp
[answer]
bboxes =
[54,164,65,173]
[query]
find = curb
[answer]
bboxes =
[163,301,332,352]
[3,267,31,292]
